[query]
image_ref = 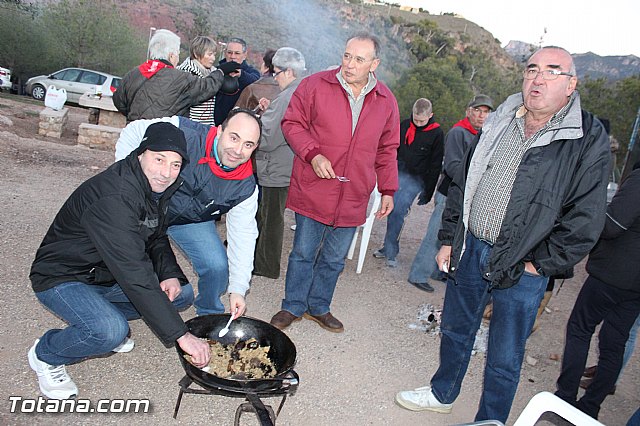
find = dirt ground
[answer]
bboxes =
[0,93,637,426]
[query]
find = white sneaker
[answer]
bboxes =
[395,386,452,413]
[112,337,135,353]
[28,340,78,399]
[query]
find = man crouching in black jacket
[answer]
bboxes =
[27,122,210,400]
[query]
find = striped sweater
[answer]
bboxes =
[177,58,217,125]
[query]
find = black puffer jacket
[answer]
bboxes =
[114,59,224,122]
[586,167,640,292]
[440,93,611,290]
[30,153,189,345]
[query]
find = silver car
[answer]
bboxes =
[0,66,11,91]
[25,67,121,104]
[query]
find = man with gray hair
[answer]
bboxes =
[269,32,400,333]
[114,29,241,122]
[213,37,261,125]
[396,46,611,424]
[253,47,306,279]
[373,98,444,269]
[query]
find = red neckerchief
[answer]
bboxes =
[197,127,253,180]
[138,60,172,79]
[452,117,478,135]
[405,121,440,145]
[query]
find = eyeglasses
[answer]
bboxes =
[523,68,575,80]
[272,70,285,77]
[471,107,490,115]
[342,53,374,65]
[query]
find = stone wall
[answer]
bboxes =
[38,107,68,138]
[77,123,122,150]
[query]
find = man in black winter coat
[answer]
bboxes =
[27,123,211,400]
[555,163,640,420]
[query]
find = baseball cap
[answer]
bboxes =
[136,122,189,165]
[468,94,494,111]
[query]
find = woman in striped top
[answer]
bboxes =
[178,36,219,125]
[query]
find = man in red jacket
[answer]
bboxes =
[269,32,400,333]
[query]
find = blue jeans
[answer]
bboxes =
[282,214,356,317]
[430,233,547,423]
[380,170,424,260]
[408,191,446,283]
[621,313,640,380]
[168,221,228,315]
[628,407,640,426]
[35,281,193,366]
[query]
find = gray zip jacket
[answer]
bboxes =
[254,78,301,187]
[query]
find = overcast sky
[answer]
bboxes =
[388,0,639,57]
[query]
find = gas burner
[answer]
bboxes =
[173,371,298,426]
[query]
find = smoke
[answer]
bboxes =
[197,0,410,83]
[263,0,351,74]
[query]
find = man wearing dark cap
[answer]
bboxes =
[408,94,493,291]
[28,122,211,400]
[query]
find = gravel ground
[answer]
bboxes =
[0,94,637,425]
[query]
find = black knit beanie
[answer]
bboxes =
[136,122,189,165]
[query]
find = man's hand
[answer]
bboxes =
[436,245,452,272]
[177,332,210,367]
[375,195,394,219]
[310,154,336,179]
[160,278,182,302]
[229,293,246,318]
[524,261,540,276]
[256,97,270,112]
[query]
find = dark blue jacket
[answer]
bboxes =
[168,117,256,225]
[213,59,260,125]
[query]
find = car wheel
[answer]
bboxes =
[31,84,46,101]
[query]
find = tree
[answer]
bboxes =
[39,0,145,76]
[0,1,57,80]
[175,5,213,51]
[580,75,640,167]
[392,58,473,130]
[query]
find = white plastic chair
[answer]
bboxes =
[513,391,604,426]
[347,185,381,274]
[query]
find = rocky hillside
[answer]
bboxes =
[103,0,518,85]
[504,40,640,81]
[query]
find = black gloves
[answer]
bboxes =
[217,61,242,75]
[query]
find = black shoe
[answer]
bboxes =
[408,280,434,292]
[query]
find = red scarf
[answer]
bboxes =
[405,121,440,145]
[138,60,172,79]
[197,127,253,180]
[452,117,478,135]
